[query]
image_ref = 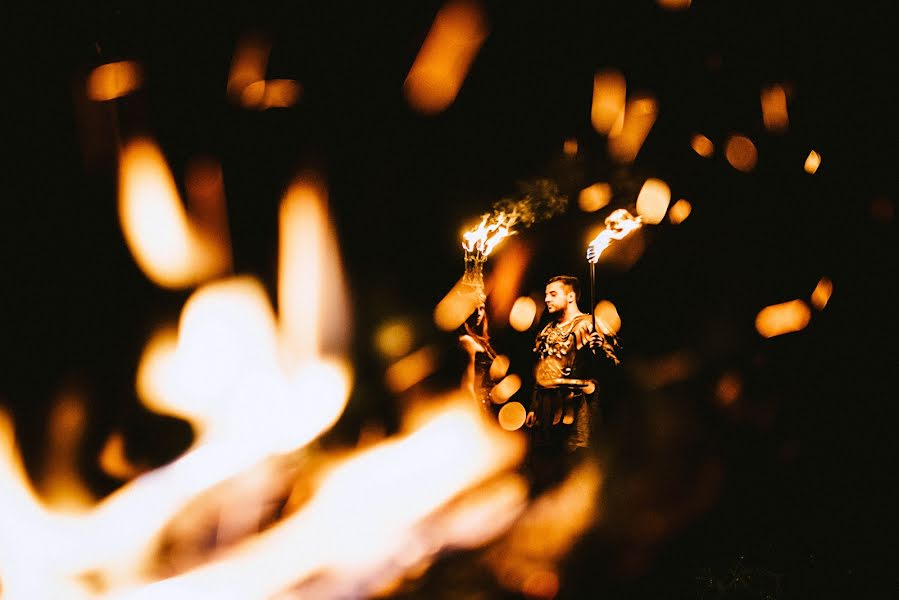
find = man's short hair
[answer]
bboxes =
[547,275,580,301]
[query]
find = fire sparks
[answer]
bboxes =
[755,299,812,338]
[761,84,790,132]
[587,209,643,264]
[811,277,833,310]
[690,133,714,158]
[724,134,758,172]
[404,0,488,114]
[669,199,692,224]
[804,150,822,174]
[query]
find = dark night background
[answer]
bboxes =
[1,1,896,598]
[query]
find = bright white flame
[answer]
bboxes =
[587,209,643,263]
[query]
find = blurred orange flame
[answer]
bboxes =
[811,277,833,310]
[87,61,143,101]
[761,84,790,132]
[492,374,522,404]
[404,0,488,114]
[608,95,657,164]
[578,182,612,213]
[486,238,531,326]
[715,371,742,406]
[755,299,811,338]
[724,134,758,172]
[587,209,643,264]
[563,138,578,156]
[591,69,626,135]
[635,178,671,225]
[690,133,714,158]
[118,138,232,289]
[804,150,821,174]
[669,199,692,224]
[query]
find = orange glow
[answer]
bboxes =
[761,84,789,132]
[755,299,811,338]
[86,61,143,101]
[118,138,231,289]
[724,134,758,172]
[591,69,626,135]
[608,95,657,164]
[227,33,271,100]
[656,0,692,9]
[563,138,578,156]
[486,459,602,595]
[498,401,527,431]
[715,371,742,406]
[492,374,522,404]
[690,133,714,158]
[669,199,692,224]
[39,393,95,511]
[260,79,302,108]
[185,157,233,275]
[587,209,643,264]
[98,432,144,481]
[635,178,671,225]
[804,150,821,174]
[811,277,833,310]
[594,300,621,335]
[404,0,488,114]
[578,182,612,213]
[385,346,438,393]
[374,320,415,358]
[509,296,537,331]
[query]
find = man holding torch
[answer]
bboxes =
[525,274,618,487]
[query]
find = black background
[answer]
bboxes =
[1,1,896,598]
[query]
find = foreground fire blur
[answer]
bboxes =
[0,142,542,600]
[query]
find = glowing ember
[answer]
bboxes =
[755,299,812,338]
[724,134,758,172]
[563,138,578,156]
[804,150,822,174]
[669,199,692,224]
[761,84,790,132]
[811,277,833,310]
[656,0,692,10]
[690,133,714,158]
[404,0,488,114]
[587,209,643,264]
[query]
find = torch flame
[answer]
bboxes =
[587,209,643,263]
[461,211,517,257]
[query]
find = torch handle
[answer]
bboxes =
[589,261,596,331]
